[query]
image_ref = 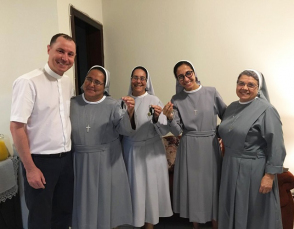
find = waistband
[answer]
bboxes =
[31,151,71,158]
[182,130,216,137]
[123,135,162,147]
[224,146,265,159]
[74,138,119,153]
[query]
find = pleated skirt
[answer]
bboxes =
[72,140,133,229]
[123,136,173,227]
[218,155,282,229]
[173,135,221,223]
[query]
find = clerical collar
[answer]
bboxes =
[184,85,202,93]
[82,94,106,104]
[239,97,257,105]
[131,91,148,98]
[44,63,62,80]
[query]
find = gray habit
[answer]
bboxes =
[218,98,286,229]
[122,93,173,227]
[70,95,133,229]
[168,86,226,223]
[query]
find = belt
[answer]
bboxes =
[182,130,216,137]
[32,151,70,158]
[123,135,161,147]
[224,146,265,159]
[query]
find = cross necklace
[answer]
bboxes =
[187,95,198,117]
[84,104,95,133]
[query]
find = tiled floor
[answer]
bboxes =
[119,214,212,229]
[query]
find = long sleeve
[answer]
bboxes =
[153,100,170,136]
[113,100,135,136]
[167,99,183,136]
[260,106,286,174]
[214,89,227,120]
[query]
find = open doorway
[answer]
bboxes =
[70,6,104,95]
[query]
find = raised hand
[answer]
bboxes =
[122,96,135,117]
[150,105,162,123]
[163,101,174,120]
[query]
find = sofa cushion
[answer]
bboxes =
[162,136,181,172]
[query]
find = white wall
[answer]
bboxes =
[0,1,293,227]
[1,1,59,227]
[56,0,104,79]
[1,0,293,204]
[0,0,103,153]
[0,1,103,228]
[102,0,294,171]
[0,0,59,154]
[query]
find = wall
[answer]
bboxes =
[0,1,59,227]
[0,0,59,154]
[102,0,294,171]
[56,0,104,80]
[1,0,292,175]
[0,1,103,228]
[0,0,103,152]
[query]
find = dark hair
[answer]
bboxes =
[131,66,148,79]
[49,33,75,46]
[237,70,259,86]
[173,61,195,79]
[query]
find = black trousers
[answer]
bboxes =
[22,152,74,229]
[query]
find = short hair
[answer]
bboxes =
[49,33,75,46]
[173,61,195,79]
[237,70,259,86]
[131,66,148,79]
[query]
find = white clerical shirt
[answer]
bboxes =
[10,63,74,155]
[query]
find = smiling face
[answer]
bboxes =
[83,69,105,102]
[236,75,259,102]
[131,68,147,96]
[47,36,76,76]
[176,64,199,91]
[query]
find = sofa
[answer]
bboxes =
[277,170,294,229]
[162,135,181,200]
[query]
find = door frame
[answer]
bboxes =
[70,6,104,95]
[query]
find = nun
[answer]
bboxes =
[163,60,226,229]
[218,69,286,229]
[70,65,135,229]
[122,66,173,229]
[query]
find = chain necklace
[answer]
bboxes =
[82,94,105,133]
[84,104,96,133]
[185,86,202,117]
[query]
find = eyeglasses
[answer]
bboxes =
[85,77,104,86]
[131,76,147,81]
[237,81,258,89]
[177,71,193,81]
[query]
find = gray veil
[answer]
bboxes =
[246,69,270,102]
[85,65,111,96]
[175,60,201,94]
[128,66,155,96]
